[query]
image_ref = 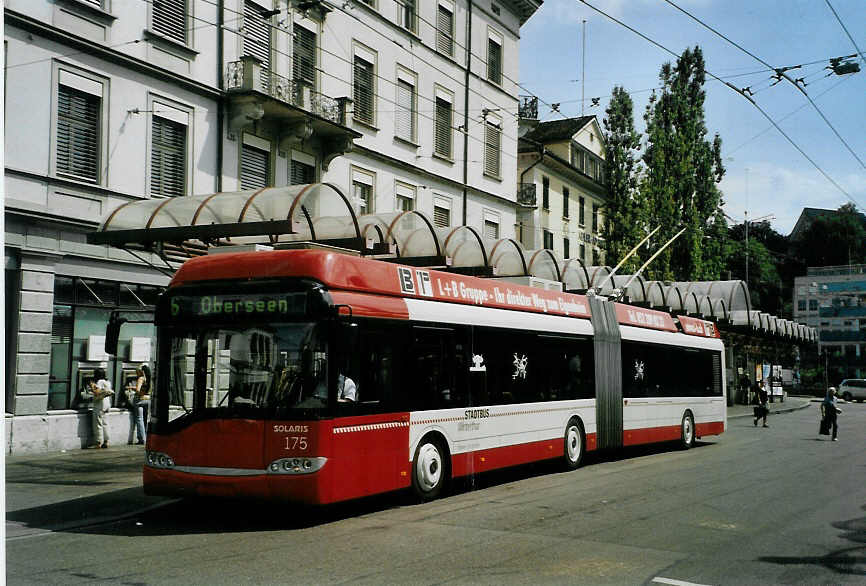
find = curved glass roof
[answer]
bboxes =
[90,185,813,341]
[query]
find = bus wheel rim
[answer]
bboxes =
[567,426,580,462]
[417,443,442,492]
[683,416,693,443]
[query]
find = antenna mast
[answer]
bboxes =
[581,20,586,116]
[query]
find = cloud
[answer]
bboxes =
[720,163,866,235]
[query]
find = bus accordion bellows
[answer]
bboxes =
[143,248,726,504]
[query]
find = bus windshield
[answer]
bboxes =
[163,322,330,421]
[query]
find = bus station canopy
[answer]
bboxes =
[88,184,816,343]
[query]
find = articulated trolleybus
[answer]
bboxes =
[145,248,726,503]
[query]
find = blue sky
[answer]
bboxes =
[519,0,866,236]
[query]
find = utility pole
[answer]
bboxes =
[581,20,586,116]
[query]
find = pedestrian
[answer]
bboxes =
[822,386,842,441]
[127,364,151,445]
[753,379,769,427]
[83,368,113,448]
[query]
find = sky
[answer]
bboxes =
[518,0,866,236]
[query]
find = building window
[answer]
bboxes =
[564,237,570,259]
[563,187,569,218]
[352,168,375,214]
[543,230,553,250]
[56,82,102,183]
[293,25,316,90]
[396,181,415,211]
[434,96,452,158]
[579,243,586,261]
[48,277,163,411]
[152,0,189,46]
[592,203,599,232]
[436,4,454,57]
[483,119,501,178]
[487,34,502,85]
[578,196,585,226]
[433,202,451,228]
[240,139,270,190]
[542,176,549,210]
[809,300,818,311]
[290,159,315,185]
[353,54,375,125]
[797,300,807,311]
[244,1,272,91]
[395,77,416,143]
[592,249,600,266]
[150,114,187,197]
[484,219,499,239]
[399,0,416,32]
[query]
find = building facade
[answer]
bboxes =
[3,0,541,453]
[793,265,866,381]
[515,109,607,268]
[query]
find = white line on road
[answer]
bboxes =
[652,578,713,586]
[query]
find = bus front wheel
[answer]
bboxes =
[412,436,448,501]
[680,411,695,449]
[563,418,585,470]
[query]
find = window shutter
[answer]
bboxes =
[433,205,450,228]
[244,2,272,91]
[484,220,499,240]
[241,144,270,190]
[436,6,453,56]
[57,85,100,182]
[484,121,501,177]
[487,38,502,84]
[151,116,187,197]
[153,0,187,45]
[434,97,451,157]
[396,79,414,141]
[353,57,374,124]
[293,25,316,88]
[290,159,315,185]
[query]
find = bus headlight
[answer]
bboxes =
[146,451,175,469]
[267,457,327,475]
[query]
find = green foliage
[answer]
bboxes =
[639,46,726,281]
[793,203,866,267]
[601,86,647,272]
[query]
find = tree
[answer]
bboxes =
[793,203,866,267]
[640,46,726,281]
[601,86,646,272]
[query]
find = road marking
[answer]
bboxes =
[652,578,713,586]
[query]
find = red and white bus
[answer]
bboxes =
[143,248,725,503]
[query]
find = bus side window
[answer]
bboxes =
[410,327,460,410]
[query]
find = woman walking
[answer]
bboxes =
[822,386,842,441]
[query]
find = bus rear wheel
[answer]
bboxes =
[681,411,695,449]
[563,418,585,470]
[412,436,448,501]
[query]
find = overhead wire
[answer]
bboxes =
[662,0,865,171]
[578,0,859,209]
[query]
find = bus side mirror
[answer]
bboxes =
[105,313,128,356]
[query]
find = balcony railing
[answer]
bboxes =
[517,182,537,206]
[518,95,538,120]
[225,57,348,126]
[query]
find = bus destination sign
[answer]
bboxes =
[168,292,307,319]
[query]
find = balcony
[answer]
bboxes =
[224,56,361,169]
[517,183,537,207]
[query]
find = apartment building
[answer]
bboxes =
[3,0,541,453]
[515,107,607,267]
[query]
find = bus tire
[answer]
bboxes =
[680,411,695,449]
[563,418,585,470]
[412,435,449,502]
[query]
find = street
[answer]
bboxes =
[6,401,865,585]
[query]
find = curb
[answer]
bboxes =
[728,398,813,419]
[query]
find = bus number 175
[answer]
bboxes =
[285,436,308,451]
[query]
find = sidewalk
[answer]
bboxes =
[5,444,173,540]
[5,398,817,538]
[726,394,814,420]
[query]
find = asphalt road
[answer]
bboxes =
[6,402,865,585]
